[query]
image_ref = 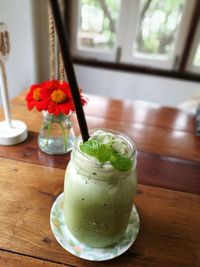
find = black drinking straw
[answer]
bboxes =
[49,0,90,142]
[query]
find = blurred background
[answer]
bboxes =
[0,0,200,109]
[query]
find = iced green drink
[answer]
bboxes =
[64,129,137,248]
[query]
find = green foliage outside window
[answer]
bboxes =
[80,0,120,49]
[79,0,186,55]
[136,0,186,56]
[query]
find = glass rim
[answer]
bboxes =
[72,128,137,172]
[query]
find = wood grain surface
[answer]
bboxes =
[0,131,199,195]
[12,92,196,132]
[1,91,200,162]
[0,250,70,267]
[0,158,199,267]
[0,91,199,267]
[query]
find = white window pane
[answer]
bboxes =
[134,0,186,59]
[78,0,121,51]
[193,43,200,67]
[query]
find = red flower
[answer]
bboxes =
[25,84,49,111]
[26,80,87,116]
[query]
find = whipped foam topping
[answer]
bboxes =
[89,130,132,157]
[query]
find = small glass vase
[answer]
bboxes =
[38,111,75,155]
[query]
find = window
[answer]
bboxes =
[77,0,121,51]
[135,0,186,58]
[69,0,198,72]
[186,20,200,74]
[194,44,200,67]
[70,0,122,61]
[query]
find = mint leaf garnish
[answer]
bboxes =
[96,144,112,163]
[80,139,101,156]
[110,153,132,172]
[80,136,133,172]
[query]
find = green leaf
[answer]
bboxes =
[110,153,132,172]
[80,139,101,156]
[80,136,133,172]
[96,144,112,163]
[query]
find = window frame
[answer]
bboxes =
[186,20,200,74]
[70,0,121,62]
[120,0,196,70]
[65,0,200,80]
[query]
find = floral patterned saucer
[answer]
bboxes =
[50,193,140,261]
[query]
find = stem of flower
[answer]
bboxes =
[57,121,68,150]
[46,116,53,146]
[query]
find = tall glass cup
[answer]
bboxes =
[64,129,137,248]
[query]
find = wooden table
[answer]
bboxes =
[0,91,199,267]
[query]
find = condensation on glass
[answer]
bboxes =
[78,0,121,51]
